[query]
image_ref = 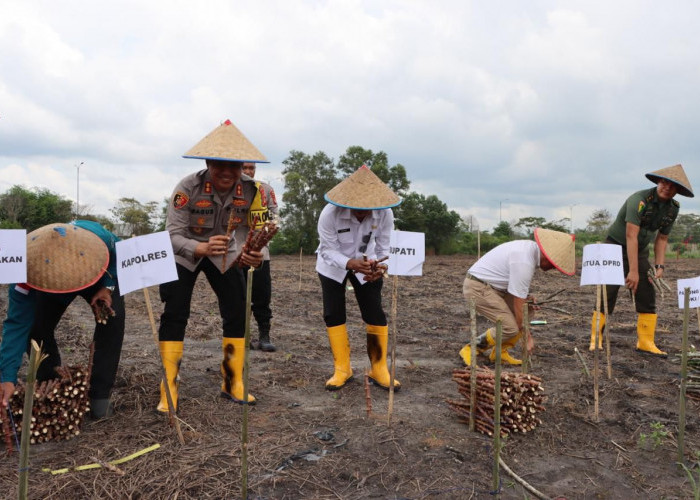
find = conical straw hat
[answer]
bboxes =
[534,228,576,276]
[325,165,402,210]
[183,119,269,163]
[26,224,109,293]
[645,164,694,198]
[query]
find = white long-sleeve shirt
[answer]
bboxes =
[315,204,393,284]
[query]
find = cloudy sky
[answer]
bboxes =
[1,0,699,231]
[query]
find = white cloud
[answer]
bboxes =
[1,0,699,230]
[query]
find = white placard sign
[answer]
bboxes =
[677,277,700,309]
[116,231,178,295]
[580,243,625,286]
[388,230,425,276]
[0,229,27,284]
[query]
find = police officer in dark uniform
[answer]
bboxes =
[590,164,694,356]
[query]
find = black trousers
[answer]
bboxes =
[604,238,655,314]
[159,259,247,341]
[318,272,386,328]
[31,283,126,400]
[242,260,272,327]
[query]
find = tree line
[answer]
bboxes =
[1,146,699,257]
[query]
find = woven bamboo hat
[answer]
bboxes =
[183,119,269,163]
[325,165,402,209]
[534,228,576,276]
[26,224,109,293]
[645,164,694,198]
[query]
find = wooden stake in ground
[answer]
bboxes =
[521,303,530,374]
[679,287,690,464]
[593,284,601,422]
[143,287,184,445]
[469,298,477,432]
[298,248,303,291]
[492,320,503,494]
[241,267,255,500]
[477,230,481,260]
[19,340,45,500]
[364,371,372,418]
[602,285,612,379]
[387,274,399,425]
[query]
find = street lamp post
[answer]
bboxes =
[499,199,509,223]
[76,161,84,219]
[570,204,578,234]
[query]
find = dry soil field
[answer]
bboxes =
[1,254,700,499]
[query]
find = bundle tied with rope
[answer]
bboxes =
[447,366,547,437]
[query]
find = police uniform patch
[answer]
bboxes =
[637,201,646,213]
[233,199,248,207]
[192,227,203,234]
[236,184,243,197]
[195,199,212,208]
[197,217,206,226]
[173,192,189,209]
[204,182,212,194]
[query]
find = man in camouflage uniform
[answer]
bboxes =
[590,164,694,356]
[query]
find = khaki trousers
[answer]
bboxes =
[462,277,519,341]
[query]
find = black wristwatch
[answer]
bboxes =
[654,264,665,270]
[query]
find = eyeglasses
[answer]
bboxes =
[359,232,372,253]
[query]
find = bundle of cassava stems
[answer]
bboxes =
[447,366,547,437]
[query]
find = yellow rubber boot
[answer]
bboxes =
[589,312,605,351]
[489,333,523,366]
[366,324,400,391]
[459,329,495,365]
[636,313,667,357]
[157,341,183,413]
[221,338,256,404]
[325,325,353,390]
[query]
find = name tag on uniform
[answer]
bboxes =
[337,228,350,233]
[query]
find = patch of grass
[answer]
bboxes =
[638,421,670,450]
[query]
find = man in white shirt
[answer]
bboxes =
[316,166,401,391]
[459,228,576,365]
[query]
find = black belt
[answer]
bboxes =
[467,274,489,286]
